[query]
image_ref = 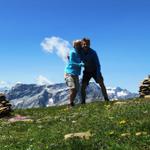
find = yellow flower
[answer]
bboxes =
[63,108,69,111]
[143,111,148,114]
[72,120,76,123]
[109,131,114,135]
[121,133,131,137]
[135,132,147,136]
[104,104,111,109]
[119,120,126,125]
[108,116,114,120]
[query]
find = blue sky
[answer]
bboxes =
[0,0,150,92]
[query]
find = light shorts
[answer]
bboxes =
[65,74,79,91]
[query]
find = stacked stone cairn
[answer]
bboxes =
[0,93,12,117]
[139,75,150,98]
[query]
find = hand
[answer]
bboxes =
[80,62,85,67]
[64,73,68,78]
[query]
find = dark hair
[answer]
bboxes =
[82,37,90,45]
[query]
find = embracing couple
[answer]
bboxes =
[64,38,109,107]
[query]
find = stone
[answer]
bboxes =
[139,75,150,98]
[0,93,12,118]
[64,131,92,140]
[144,95,150,99]
[8,115,33,123]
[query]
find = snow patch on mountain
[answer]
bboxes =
[3,82,138,109]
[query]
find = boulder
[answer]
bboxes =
[139,75,150,98]
[0,93,12,117]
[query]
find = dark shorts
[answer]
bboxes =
[82,71,104,85]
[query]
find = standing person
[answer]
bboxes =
[64,40,84,107]
[80,38,109,104]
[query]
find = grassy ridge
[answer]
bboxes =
[0,98,150,150]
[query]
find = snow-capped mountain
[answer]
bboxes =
[2,82,138,109]
[107,87,137,100]
[0,87,10,93]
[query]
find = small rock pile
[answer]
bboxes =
[139,75,150,98]
[0,93,12,117]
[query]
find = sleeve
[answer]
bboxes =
[69,51,84,67]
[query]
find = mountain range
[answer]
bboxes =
[0,82,139,109]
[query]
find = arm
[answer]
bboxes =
[69,51,84,67]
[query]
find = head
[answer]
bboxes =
[73,40,82,52]
[81,38,90,51]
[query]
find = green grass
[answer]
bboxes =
[0,98,150,150]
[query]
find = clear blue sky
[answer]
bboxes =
[0,0,150,92]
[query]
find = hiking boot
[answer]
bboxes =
[81,101,86,105]
[104,97,110,101]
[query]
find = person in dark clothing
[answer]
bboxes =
[80,38,109,104]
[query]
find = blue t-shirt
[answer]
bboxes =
[65,49,83,76]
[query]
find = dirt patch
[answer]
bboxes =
[7,115,33,123]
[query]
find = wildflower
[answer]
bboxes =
[104,104,111,109]
[135,132,147,136]
[38,125,43,129]
[72,120,76,123]
[119,120,126,125]
[109,131,114,135]
[63,108,69,111]
[114,102,126,105]
[108,116,114,120]
[143,111,148,114]
[121,133,131,137]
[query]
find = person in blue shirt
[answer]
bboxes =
[80,38,109,104]
[64,40,84,107]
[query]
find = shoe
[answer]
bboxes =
[81,101,86,104]
[68,102,75,108]
[71,102,75,106]
[105,98,109,101]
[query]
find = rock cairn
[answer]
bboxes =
[0,93,12,117]
[139,75,150,98]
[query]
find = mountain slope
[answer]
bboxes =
[5,83,138,109]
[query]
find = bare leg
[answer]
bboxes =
[69,89,77,106]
